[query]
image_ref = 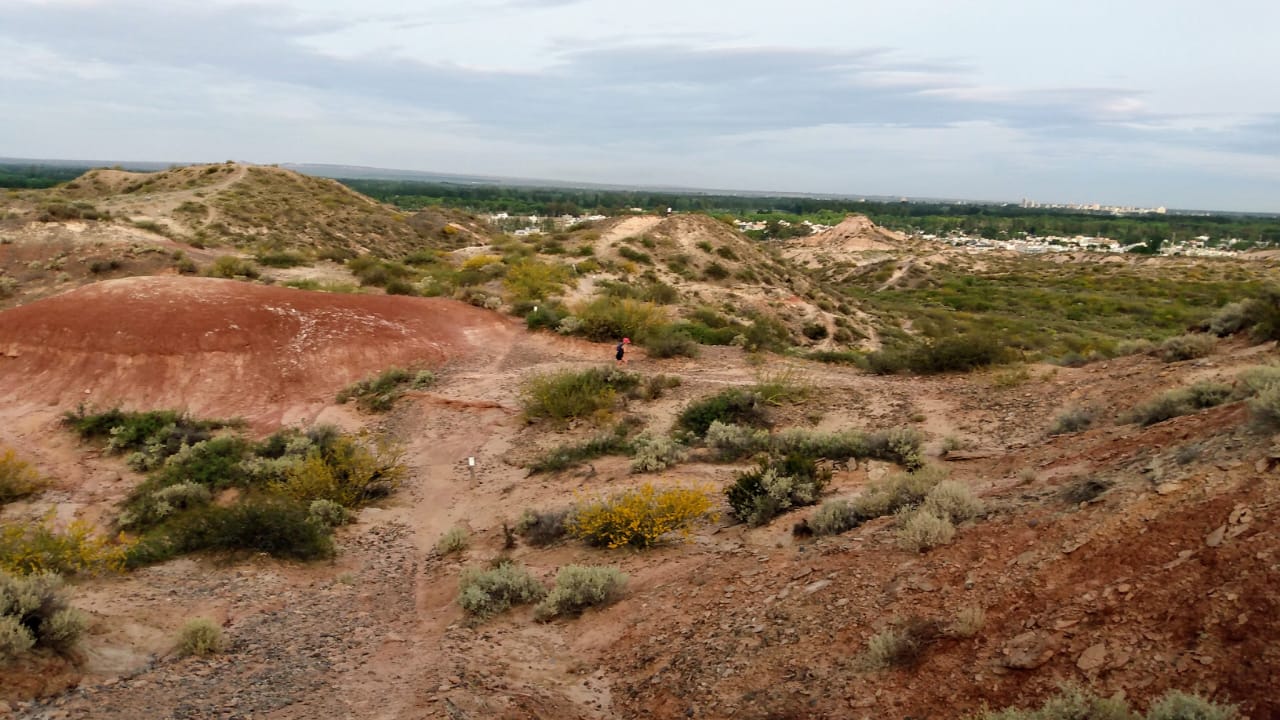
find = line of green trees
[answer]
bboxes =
[0,163,90,189]
[339,179,1280,248]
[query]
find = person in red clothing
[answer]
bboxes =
[615,337,631,365]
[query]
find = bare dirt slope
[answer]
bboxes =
[2,281,1280,717]
[0,276,518,430]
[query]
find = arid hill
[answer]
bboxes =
[0,275,517,430]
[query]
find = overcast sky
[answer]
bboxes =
[3,0,1279,211]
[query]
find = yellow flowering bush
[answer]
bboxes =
[0,513,133,575]
[569,483,715,549]
[0,447,45,504]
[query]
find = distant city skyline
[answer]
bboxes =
[2,0,1278,212]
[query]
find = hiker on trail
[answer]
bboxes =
[616,337,631,365]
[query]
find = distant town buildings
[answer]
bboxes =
[1019,198,1167,215]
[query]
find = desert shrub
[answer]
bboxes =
[569,484,714,549]
[336,366,433,412]
[752,368,812,405]
[630,434,687,473]
[1145,691,1238,720]
[0,516,132,575]
[307,499,349,528]
[528,425,635,474]
[209,255,259,279]
[1156,333,1215,362]
[851,465,947,520]
[676,389,769,438]
[975,687,1134,720]
[705,421,770,461]
[1048,406,1096,435]
[802,322,829,341]
[520,367,639,423]
[640,324,700,359]
[725,455,830,527]
[1123,381,1233,426]
[1059,476,1113,504]
[271,434,403,508]
[862,617,941,670]
[920,480,984,523]
[807,350,865,366]
[1233,364,1280,398]
[123,482,214,528]
[948,606,986,638]
[913,334,1011,373]
[456,562,546,619]
[570,297,668,342]
[1203,301,1253,337]
[1114,338,1156,356]
[1242,288,1280,343]
[254,251,307,268]
[1248,383,1280,427]
[515,508,570,546]
[159,498,334,561]
[348,256,414,287]
[896,509,956,552]
[0,571,86,661]
[858,427,925,470]
[630,374,681,401]
[617,246,651,264]
[0,448,44,504]
[525,304,566,331]
[533,565,627,621]
[435,527,470,556]
[808,499,860,536]
[703,262,731,280]
[178,618,225,657]
[503,259,572,303]
[148,436,251,488]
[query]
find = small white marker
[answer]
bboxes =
[467,457,476,467]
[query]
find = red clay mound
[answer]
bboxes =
[0,276,519,429]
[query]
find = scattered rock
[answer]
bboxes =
[1001,632,1056,670]
[1205,526,1226,547]
[1077,643,1107,671]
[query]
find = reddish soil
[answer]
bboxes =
[0,276,519,430]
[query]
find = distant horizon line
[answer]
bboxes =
[2,155,1275,218]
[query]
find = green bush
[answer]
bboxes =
[1123,381,1233,426]
[533,565,627,621]
[525,304,566,331]
[254,251,308,268]
[868,334,1011,374]
[520,367,640,423]
[0,571,86,661]
[1156,333,1215,362]
[178,618,225,657]
[209,255,259,279]
[336,366,433,413]
[640,325,700,359]
[630,434,687,473]
[676,389,769,438]
[457,562,546,619]
[572,297,668,342]
[158,498,334,561]
[1248,383,1280,427]
[974,687,1237,720]
[528,426,635,473]
[1203,301,1253,337]
[435,527,469,556]
[307,499,349,528]
[726,455,830,526]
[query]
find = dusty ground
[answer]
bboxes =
[0,270,1277,719]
